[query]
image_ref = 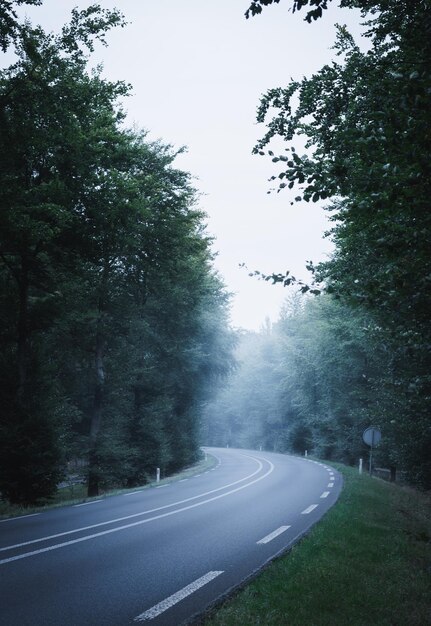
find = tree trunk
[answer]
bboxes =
[87,324,105,497]
[17,255,29,399]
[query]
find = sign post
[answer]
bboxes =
[362,427,382,475]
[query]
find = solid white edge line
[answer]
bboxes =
[1,454,266,555]
[320,491,330,498]
[257,526,291,545]
[301,504,318,514]
[134,571,224,621]
[0,456,274,565]
[73,500,102,508]
[0,513,40,523]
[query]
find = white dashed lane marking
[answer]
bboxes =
[301,504,318,514]
[134,571,224,621]
[257,526,291,545]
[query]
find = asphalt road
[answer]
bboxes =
[0,448,342,625]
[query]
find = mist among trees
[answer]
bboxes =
[0,0,430,506]
[205,0,431,489]
[204,292,430,486]
[0,3,235,504]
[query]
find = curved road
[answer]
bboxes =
[0,448,342,625]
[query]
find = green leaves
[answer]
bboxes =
[244,0,332,22]
[249,0,431,486]
[0,7,234,503]
[255,1,431,324]
[0,0,42,52]
[60,5,127,57]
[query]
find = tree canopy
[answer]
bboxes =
[0,3,234,504]
[245,0,335,22]
[243,0,431,487]
[1,0,429,503]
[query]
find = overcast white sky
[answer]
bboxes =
[14,0,366,330]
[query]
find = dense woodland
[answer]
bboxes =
[203,294,421,480]
[0,0,430,505]
[206,0,431,488]
[0,3,234,504]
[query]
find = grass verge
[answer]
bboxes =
[0,451,217,520]
[203,463,431,626]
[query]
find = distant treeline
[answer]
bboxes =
[1,0,430,503]
[205,0,431,489]
[203,292,430,489]
[0,5,234,504]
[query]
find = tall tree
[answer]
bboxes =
[0,5,127,503]
[0,5,235,503]
[249,0,431,485]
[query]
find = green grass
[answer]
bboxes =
[0,452,217,520]
[204,464,431,626]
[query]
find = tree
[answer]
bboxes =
[0,5,128,503]
[0,5,235,503]
[204,293,398,472]
[278,295,387,463]
[250,0,431,485]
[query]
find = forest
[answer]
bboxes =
[204,292,428,485]
[0,2,234,504]
[0,0,430,506]
[206,0,431,489]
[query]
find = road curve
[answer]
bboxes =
[0,448,342,625]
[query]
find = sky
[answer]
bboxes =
[12,0,366,330]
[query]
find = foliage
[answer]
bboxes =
[204,295,386,466]
[0,0,42,51]
[245,0,346,22]
[0,4,234,504]
[247,0,431,487]
[204,291,430,486]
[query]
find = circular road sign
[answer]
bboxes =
[363,427,382,447]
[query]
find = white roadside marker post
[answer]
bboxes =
[156,468,160,483]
